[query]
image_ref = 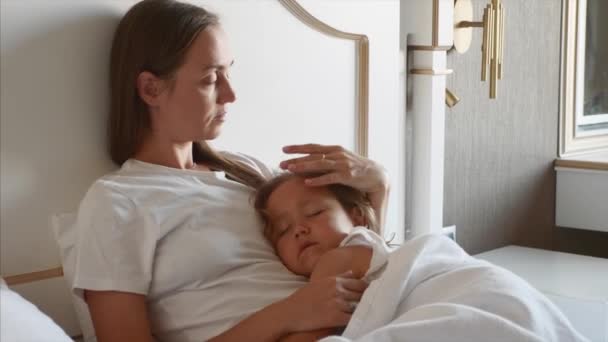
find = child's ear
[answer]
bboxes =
[348,207,367,227]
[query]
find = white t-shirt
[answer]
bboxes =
[339,227,391,282]
[73,152,307,342]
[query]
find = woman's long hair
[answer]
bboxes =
[109,0,264,188]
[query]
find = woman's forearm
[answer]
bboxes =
[209,268,363,341]
[368,182,389,235]
[208,301,291,342]
[278,328,337,342]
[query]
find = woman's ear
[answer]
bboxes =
[136,71,165,107]
[348,207,367,227]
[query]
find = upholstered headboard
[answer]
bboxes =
[0,0,401,337]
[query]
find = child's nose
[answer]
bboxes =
[294,224,309,239]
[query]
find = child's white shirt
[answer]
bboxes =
[338,227,392,282]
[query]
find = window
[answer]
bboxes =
[559,0,608,155]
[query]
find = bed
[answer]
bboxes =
[0,1,594,341]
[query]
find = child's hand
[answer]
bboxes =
[279,271,367,332]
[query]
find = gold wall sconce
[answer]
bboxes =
[453,0,504,99]
[446,88,460,108]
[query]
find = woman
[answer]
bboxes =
[73,1,389,341]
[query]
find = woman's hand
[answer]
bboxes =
[208,273,365,342]
[280,144,390,230]
[277,271,367,333]
[280,144,388,194]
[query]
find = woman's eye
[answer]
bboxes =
[202,75,217,85]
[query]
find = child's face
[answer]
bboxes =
[265,177,361,276]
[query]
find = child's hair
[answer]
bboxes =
[253,173,378,240]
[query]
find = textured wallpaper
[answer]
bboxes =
[443,0,608,257]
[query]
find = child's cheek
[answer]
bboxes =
[277,241,293,263]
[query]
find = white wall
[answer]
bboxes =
[1,1,129,334]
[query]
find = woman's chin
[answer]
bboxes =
[201,128,222,141]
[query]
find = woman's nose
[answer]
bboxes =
[218,76,236,104]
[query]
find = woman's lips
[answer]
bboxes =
[215,111,227,121]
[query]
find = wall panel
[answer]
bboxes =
[445,0,608,257]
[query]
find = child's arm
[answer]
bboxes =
[277,247,372,342]
[310,246,372,282]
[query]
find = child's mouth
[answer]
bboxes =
[299,242,317,257]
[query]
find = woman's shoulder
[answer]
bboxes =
[84,165,132,195]
[83,159,173,199]
[79,174,135,216]
[77,163,149,215]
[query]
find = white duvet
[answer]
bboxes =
[321,234,588,342]
[0,279,72,342]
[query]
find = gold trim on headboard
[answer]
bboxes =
[279,0,369,157]
[432,0,439,47]
[4,267,64,286]
[408,45,452,51]
[410,68,454,76]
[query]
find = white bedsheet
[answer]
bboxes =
[0,279,72,342]
[321,234,588,342]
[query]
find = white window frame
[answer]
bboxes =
[559,0,608,155]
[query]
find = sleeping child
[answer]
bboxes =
[254,173,589,342]
[253,172,391,284]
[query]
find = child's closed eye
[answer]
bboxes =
[273,224,292,240]
[306,209,325,217]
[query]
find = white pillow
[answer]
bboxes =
[51,212,97,342]
[0,278,72,342]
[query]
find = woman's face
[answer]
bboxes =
[265,178,360,276]
[152,25,236,143]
